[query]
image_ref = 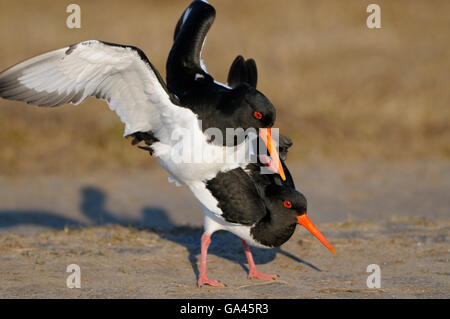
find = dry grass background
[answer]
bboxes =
[0,0,448,175]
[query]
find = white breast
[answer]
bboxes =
[202,207,268,248]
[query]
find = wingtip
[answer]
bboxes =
[192,0,216,17]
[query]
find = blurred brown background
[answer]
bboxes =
[0,0,448,175]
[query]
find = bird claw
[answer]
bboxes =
[138,145,154,155]
[248,270,278,281]
[198,276,226,287]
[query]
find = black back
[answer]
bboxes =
[206,168,266,226]
[205,157,305,248]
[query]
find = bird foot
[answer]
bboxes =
[198,275,226,287]
[248,270,278,281]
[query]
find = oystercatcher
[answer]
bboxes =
[188,55,335,287]
[198,160,335,286]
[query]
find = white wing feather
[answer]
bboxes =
[0,40,179,137]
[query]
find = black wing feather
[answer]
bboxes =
[206,168,266,225]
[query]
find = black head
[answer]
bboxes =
[220,83,276,130]
[249,184,307,247]
[265,184,307,220]
[196,83,278,147]
[264,184,336,254]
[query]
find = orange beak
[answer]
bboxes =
[297,214,336,254]
[259,128,286,181]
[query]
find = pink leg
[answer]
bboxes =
[197,233,225,287]
[242,240,278,280]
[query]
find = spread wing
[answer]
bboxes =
[0,40,183,138]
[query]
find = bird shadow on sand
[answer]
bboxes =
[0,186,321,276]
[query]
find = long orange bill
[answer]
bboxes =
[259,128,286,181]
[297,214,336,254]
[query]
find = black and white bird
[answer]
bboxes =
[184,53,336,287]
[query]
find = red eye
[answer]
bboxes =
[253,111,263,119]
[284,201,292,208]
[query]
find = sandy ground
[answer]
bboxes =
[0,160,449,298]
